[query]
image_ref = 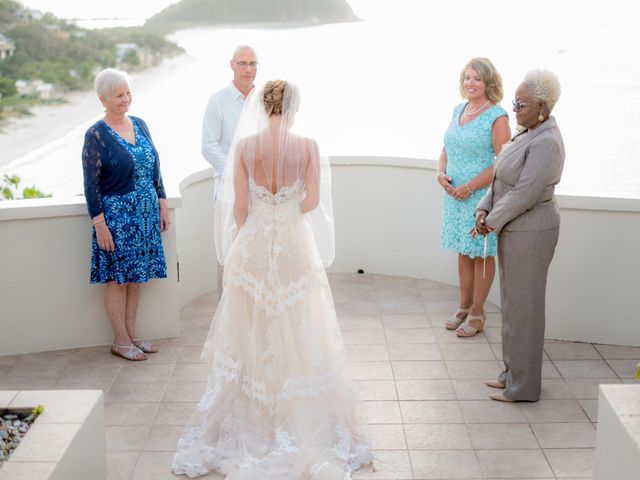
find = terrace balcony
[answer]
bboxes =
[1,156,639,479]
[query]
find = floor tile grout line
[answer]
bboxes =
[379,305,414,478]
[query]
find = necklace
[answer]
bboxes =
[463,100,490,116]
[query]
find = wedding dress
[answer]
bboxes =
[172,81,372,479]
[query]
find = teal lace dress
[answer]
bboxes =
[440,103,507,258]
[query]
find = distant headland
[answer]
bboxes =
[146,0,360,31]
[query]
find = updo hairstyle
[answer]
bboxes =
[263,80,288,116]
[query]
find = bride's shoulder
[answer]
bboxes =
[300,136,319,154]
[293,132,317,145]
[287,132,318,148]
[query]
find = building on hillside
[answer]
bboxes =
[14,7,44,21]
[0,33,15,60]
[115,42,155,68]
[15,79,56,99]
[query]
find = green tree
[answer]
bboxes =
[0,76,17,97]
[1,174,20,200]
[1,174,51,200]
[122,49,140,67]
[0,0,20,24]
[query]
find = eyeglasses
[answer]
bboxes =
[512,99,534,111]
[234,61,259,69]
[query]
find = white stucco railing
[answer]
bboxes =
[177,156,640,347]
[1,155,639,355]
[330,156,640,346]
[595,384,640,480]
[0,196,181,356]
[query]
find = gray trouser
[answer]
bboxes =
[497,227,559,401]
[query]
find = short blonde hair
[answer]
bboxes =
[459,57,504,104]
[94,68,131,98]
[522,69,561,112]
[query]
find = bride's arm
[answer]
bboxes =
[302,139,320,213]
[233,150,249,228]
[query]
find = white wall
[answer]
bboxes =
[595,385,640,480]
[175,170,219,307]
[5,390,107,480]
[329,157,464,289]
[547,200,640,344]
[1,156,639,354]
[0,197,181,356]
[174,156,639,346]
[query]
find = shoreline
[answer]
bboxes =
[0,53,194,169]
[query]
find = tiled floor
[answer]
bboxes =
[1,273,639,479]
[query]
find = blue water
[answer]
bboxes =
[6,0,640,197]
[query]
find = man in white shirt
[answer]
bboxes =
[202,45,258,193]
[203,45,257,297]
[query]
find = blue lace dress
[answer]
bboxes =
[440,103,507,258]
[90,118,167,284]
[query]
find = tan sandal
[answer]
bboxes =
[444,306,472,330]
[490,392,515,403]
[485,379,506,389]
[456,312,485,337]
[131,338,158,354]
[111,343,147,361]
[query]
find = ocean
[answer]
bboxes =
[2,0,639,198]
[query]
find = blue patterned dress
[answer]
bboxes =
[440,103,507,258]
[90,118,167,284]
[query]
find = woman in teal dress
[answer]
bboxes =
[437,58,511,337]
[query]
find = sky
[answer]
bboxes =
[18,0,640,25]
[18,0,179,20]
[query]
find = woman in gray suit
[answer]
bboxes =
[474,69,564,402]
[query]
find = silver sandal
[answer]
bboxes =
[444,306,472,330]
[111,343,147,361]
[456,313,486,337]
[131,338,158,354]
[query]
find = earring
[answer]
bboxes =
[538,113,544,121]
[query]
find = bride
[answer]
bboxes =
[172,80,372,479]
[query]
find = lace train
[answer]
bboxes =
[172,181,372,479]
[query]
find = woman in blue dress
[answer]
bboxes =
[437,58,511,337]
[82,68,169,361]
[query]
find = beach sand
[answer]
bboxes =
[0,53,195,169]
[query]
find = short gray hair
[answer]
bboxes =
[523,69,561,112]
[232,45,257,60]
[94,68,132,98]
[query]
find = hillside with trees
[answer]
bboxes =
[0,0,182,124]
[0,0,358,126]
[146,0,359,30]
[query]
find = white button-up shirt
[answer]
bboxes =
[201,83,247,192]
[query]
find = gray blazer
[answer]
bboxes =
[477,116,565,235]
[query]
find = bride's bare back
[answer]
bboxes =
[233,125,320,226]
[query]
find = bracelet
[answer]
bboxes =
[464,184,473,194]
[436,172,446,182]
[92,218,105,226]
